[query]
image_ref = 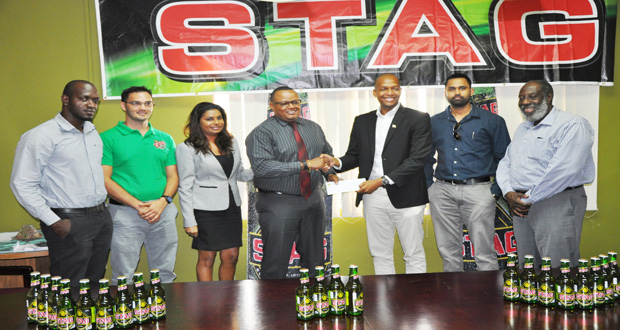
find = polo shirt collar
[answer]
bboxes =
[442,104,481,121]
[54,112,96,133]
[116,121,154,135]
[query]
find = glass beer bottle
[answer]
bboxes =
[556,259,575,310]
[608,251,619,300]
[574,259,594,311]
[26,271,41,323]
[132,272,150,324]
[345,265,363,316]
[95,279,114,330]
[520,255,537,304]
[75,279,95,330]
[328,264,346,315]
[48,276,62,330]
[295,268,314,321]
[114,276,133,329]
[591,256,606,308]
[537,257,555,307]
[57,279,76,330]
[37,273,52,326]
[503,253,520,302]
[599,254,614,305]
[148,269,166,320]
[312,266,329,318]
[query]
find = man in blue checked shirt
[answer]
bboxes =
[496,80,595,269]
[425,73,511,272]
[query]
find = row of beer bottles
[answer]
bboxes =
[26,269,166,329]
[296,264,364,321]
[503,252,619,310]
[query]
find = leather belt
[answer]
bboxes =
[439,176,490,185]
[515,185,583,194]
[51,202,106,215]
[108,198,123,205]
[257,188,300,196]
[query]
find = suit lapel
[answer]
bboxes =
[367,113,377,156]
[383,107,404,149]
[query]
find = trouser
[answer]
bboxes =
[256,189,326,279]
[428,181,499,272]
[109,203,178,284]
[41,208,113,287]
[362,187,426,275]
[512,187,587,269]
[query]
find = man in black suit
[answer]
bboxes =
[322,74,432,274]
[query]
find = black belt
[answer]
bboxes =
[108,198,123,205]
[515,185,583,194]
[51,202,106,215]
[257,188,300,196]
[439,176,490,185]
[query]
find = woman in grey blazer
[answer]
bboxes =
[176,102,253,281]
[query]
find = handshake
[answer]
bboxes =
[305,154,341,172]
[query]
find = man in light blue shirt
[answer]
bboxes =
[496,80,595,268]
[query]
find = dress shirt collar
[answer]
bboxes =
[116,120,154,135]
[272,115,306,127]
[54,112,96,133]
[376,104,400,118]
[523,107,559,129]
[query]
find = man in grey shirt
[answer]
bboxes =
[246,86,336,279]
[10,80,112,286]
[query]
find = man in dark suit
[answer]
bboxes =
[322,74,432,274]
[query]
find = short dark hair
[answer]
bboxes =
[62,80,95,97]
[121,86,152,102]
[269,86,296,102]
[184,102,233,155]
[444,73,472,88]
[528,80,554,100]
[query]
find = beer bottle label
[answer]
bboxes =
[27,298,37,322]
[503,279,519,299]
[57,307,76,330]
[149,295,167,318]
[557,286,575,307]
[594,283,606,304]
[76,307,94,330]
[95,306,114,330]
[575,286,593,307]
[296,295,314,319]
[38,301,49,324]
[113,303,133,327]
[48,304,58,328]
[329,290,345,312]
[314,292,329,315]
[538,284,555,304]
[520,281,537,302]
[132,299,150,322]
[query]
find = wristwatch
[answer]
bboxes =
[381,176,390,187]
[162,195,173,204]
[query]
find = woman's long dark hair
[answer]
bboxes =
[184,102,233,155]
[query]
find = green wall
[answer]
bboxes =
[0,1,617,281]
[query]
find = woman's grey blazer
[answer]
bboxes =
[176,138,253,228]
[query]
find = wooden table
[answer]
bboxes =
[1,271,619,329]
[0,250,49,288]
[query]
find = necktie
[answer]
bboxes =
[290,122,312,199]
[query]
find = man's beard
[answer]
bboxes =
[520,100,549,122]
[448,95,470,107]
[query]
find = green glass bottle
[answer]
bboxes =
[537,257,555,307]
[311,266,329,318]
[75,279,95,330]
[519,255,537,304]
[608,251,619,300]
[328,264,346,315]
[37,274,52,326]
[26,271,41,324]
[503,253,520,302]
[345,265,363,316]
[295,268,314,321]
[599,254,614,305]
[556,259,575,310]
[95,279,114,330]
[57,279,76,330]
[132,272,150,324]
[574,259,594,311]
[113,276,133,329]
[48,276,62,330]
[148,269,166,320]
[591,256,606,308]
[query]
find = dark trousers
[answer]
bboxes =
[40,209,113,287]
[256,189,326,279]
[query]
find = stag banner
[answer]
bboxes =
[95,0,617,98]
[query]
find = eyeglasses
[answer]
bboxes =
[124,101,154,107]
[272,99,301,107]
[77,97,101,105]
[453,122,461,140]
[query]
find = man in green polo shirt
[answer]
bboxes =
[101,86,179,284]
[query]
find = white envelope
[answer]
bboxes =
[326,178,365,195]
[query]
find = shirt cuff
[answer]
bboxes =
[333,158,342,170]
[384,175,394,185]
